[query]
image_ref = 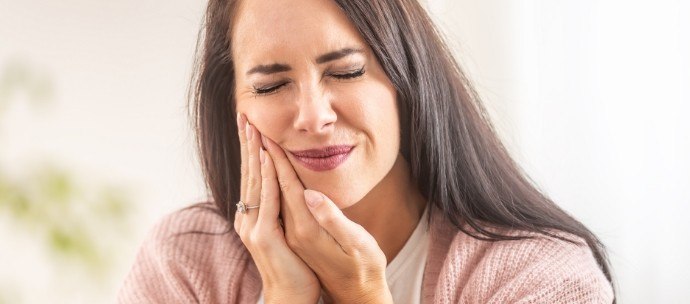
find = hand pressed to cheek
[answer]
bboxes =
[258,136,337,254]
[303,190,387,292]
[269,142,385,296]
[259,135,390,302]
[259,135,320,235]
[232,114,323,303]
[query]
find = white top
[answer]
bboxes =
[257,204,430,304]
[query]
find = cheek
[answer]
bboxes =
[321,84,399,208]
[345,82,400,150]
[241,104,293,142]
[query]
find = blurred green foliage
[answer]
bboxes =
[0,59,135,302]
[0,166,132,270]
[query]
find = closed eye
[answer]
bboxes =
[251,67,366,97]
[252,82,287,96]
[329,67,366,80]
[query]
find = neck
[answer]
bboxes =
[342,153,427,265]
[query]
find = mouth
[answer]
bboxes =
[288,145,354,172]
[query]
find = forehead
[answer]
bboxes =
[231,0,367,65]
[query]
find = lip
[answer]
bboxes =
[289,145,354,171]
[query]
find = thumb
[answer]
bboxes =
[303,189,365,251]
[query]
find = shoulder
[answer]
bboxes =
[439,226,614,303]
[117,202,260,303]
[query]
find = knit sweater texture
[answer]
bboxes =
[117,203,613,303]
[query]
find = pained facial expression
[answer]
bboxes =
[231,0,400,209]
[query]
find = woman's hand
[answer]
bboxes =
[260,134,394,304]
[233,113,320,303]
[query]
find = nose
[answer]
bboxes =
[293,89,337,134]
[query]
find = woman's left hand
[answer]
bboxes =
[260,134,393,304]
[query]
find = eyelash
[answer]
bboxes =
[251,67,366,96]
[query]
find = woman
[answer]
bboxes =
[118,0,615,303]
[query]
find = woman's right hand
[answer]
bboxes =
[233,113,321,303]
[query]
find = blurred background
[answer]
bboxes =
[0,0,687,303]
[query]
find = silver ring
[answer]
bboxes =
[236,200,260,214]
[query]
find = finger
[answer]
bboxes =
[237,113,248,201]
[234,112,247,233]
[260,135,317,231]
[257,147,281,228]
[242,120,263,229]
[303,189,370,254]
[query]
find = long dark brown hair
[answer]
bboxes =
[187,0,614,297]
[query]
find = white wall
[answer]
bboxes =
[0,0,208,302]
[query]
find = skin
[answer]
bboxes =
[231,0,428,302]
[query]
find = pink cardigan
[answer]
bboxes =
[117,203,613,303]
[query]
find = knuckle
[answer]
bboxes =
[321,214,337,227]
[261,174,273,182]
[250,233,272,251]
[247,175,260,189]
[260,190,273,203]
[293,225,313,241]
[285,234,301,250]
[245,230,260,247]
[246,230,257,243]
[278,178,291,193]
[351,237,366,249]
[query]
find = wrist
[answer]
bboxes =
[263,286,320,304]
[329,281,393,304]
[365,277,393,304]
[264,293,319,304]
[365,285,393,304]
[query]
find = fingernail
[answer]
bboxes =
[237,113,246,131]
[259,148,266,164]
[246,123,253,140]
[304,189,322,207]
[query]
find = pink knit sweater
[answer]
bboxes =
[117,203,613,303]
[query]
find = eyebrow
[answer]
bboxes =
[245,47,364,76]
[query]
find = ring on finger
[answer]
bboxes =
[236,200,260,214]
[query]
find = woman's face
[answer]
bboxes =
[231,0,400,209]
